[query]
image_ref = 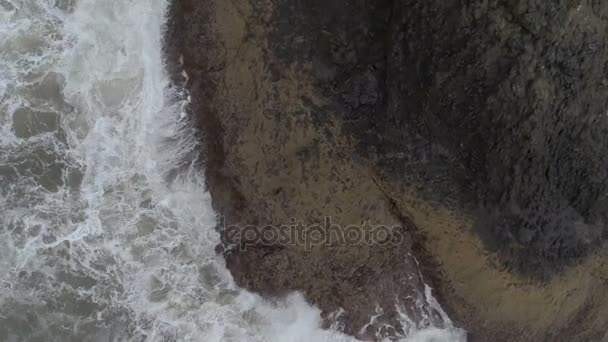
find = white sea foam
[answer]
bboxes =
[0,0,466,341]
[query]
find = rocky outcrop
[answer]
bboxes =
[165,0,608,341]
[164,1,450,340]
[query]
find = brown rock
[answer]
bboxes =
[165,0,608,341]
[165,0,449,340]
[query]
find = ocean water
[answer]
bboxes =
[0,0,466,341]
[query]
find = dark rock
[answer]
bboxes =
[166,0,608,340]
[384,0,608,276]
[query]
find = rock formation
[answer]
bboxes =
[165,0,608,340]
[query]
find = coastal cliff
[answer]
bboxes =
[165,0,608,340]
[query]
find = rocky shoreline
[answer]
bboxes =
[165,0,608,341]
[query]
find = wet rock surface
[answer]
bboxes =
[165,0,608,341]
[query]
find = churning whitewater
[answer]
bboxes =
[0,0,465,341]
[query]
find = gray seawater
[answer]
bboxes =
[0,0,466,341]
